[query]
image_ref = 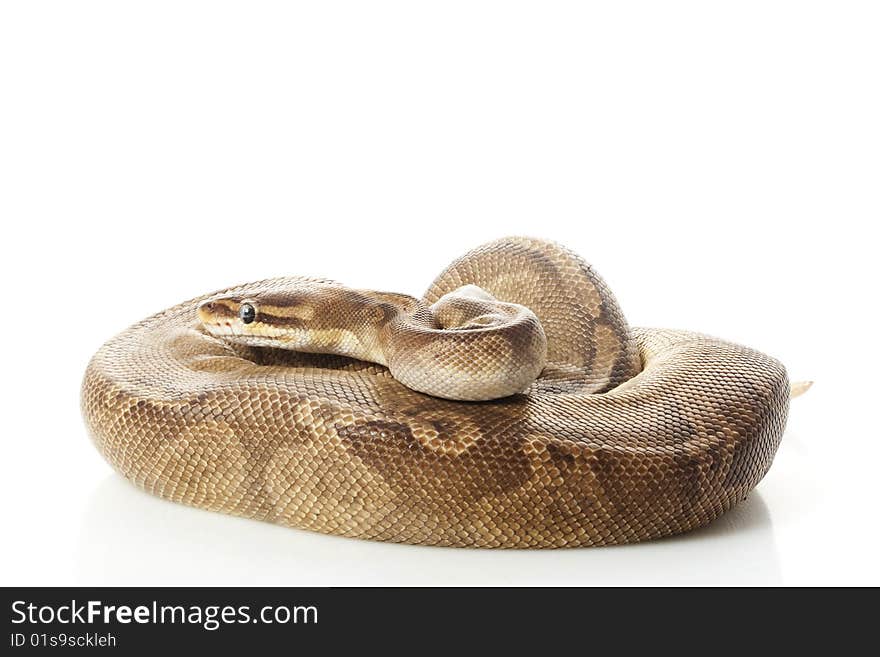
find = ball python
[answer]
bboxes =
[81,237,806,548]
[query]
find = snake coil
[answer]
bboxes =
[82,237,792,547]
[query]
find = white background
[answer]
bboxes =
[1,2,877,586]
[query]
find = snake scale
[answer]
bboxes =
[81,237,796,548]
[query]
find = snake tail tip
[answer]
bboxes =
[790,380,814,398]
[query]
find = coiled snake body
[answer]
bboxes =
[82,238,796,547]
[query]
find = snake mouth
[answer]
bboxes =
[201,322,238,338]
[198,316,303,351]
[217,335,287,349]
[197,314,238,337]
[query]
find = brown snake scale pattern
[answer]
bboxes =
[81,237,790,547]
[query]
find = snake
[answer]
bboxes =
[81,237,805,548]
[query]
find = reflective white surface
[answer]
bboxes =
[1,2,878,586]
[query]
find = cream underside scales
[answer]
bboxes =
[199,283,548,401]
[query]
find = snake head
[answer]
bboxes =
[196,282,392,358]
[197,289,317,348]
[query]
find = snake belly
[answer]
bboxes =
[81,237,789,547]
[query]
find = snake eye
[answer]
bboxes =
[239,303,256,324]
